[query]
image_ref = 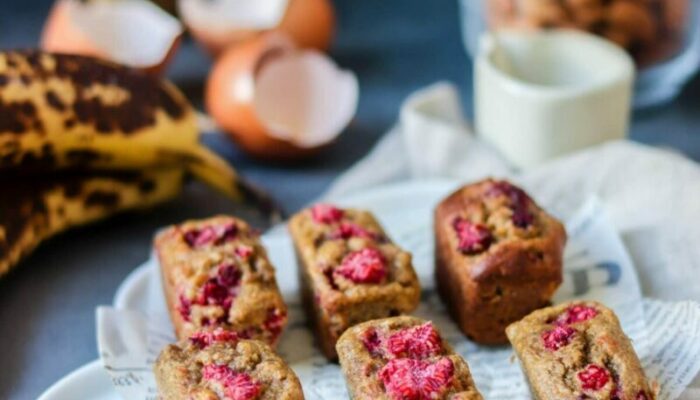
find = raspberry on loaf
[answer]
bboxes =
[506,301,655,400]
[288,204,420,360]
[336,316,483,400]
[435,179,566,344]
[155,215,287,345]
[155,331,304,400]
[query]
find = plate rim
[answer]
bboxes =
[37,359,112,400]
[113,259,153,309]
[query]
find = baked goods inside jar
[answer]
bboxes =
[288,204,421,360]
[155,215,287,345]
[434,178,566,344]
[485,0,690,67]
[336,316,483,400]
[506,300,655,400]
[154,332,304,400]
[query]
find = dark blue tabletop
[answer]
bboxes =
[1,1,698,399]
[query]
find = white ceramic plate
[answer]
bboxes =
[40,179,460,400]
[46,179,654,399]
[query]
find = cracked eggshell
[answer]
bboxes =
[205,33,358,161]
[277,0,335,51]
[178,0,334,57]
[41,0,183,75]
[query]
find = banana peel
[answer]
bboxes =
[0,50,282,221]
[0,168,185,278]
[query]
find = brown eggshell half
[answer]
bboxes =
[277,0,335,51]
[41,0,183,75]
[179,0,335,57]
[178,0,290,57]
[42,0,101,58]
[205,32,358,161]
[185,26,261,58]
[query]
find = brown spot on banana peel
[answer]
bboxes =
[0,146,57,170]
[45,90,65,111]
[24,150,55,167]
[0,169,184,278]
[63,180,83,198]
[0,147,111,171]
[0,50,193,172]
[0,98,43,134]
[0,180,49,275]
[84,190,120,208]
[0,50,186,136]
[65,149,105,164]
[138,179,156,194]
[15,143,55,169]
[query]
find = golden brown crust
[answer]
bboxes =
[154,338,304,400]
[288,205,420,360]
[434,179,566,344]
[155,215,287,345]
[336,316,483,400]
[506,301,654,400]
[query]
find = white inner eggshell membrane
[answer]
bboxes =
[69,0,182,67]
[178,0,289,33]
[253,51,359,148]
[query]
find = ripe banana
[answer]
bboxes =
[0,50,280,220]
[0,168,184,277]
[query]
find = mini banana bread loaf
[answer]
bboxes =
[155,215,287,345]
[506,300,654,400]
[288,204,421,360]
[435,179,566,344]
[336,316,483,400]
[155,330,304,400]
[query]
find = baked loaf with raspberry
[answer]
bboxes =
[336,316,483,400]
[155,216,287,345]
[155,330,304,400]
[435,179,566,344]
[506,300,654,400]
[288,204,420,360]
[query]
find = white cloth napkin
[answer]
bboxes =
[325,82,700,398]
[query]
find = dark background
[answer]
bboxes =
[1,0,699,398]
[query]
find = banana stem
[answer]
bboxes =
[184,146,284,224]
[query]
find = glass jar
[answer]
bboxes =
[460,0,700,108]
